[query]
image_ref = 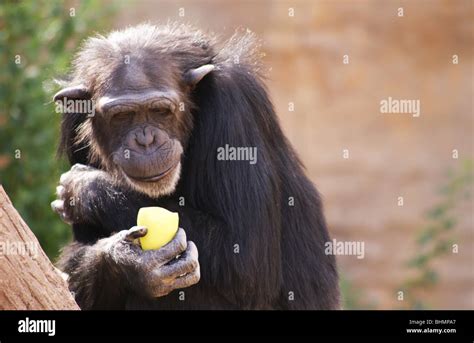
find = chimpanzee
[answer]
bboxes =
[51,23,340,310]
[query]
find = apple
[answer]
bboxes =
[137,207,179,250]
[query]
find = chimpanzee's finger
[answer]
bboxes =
[56,185,66,198]
[173,265,201,289]
[51,199,64,214]
[124,226,148,242]
[146,228,187,263]
[59,171,70,184]
[161,241,199,278]
[71,163,91,172]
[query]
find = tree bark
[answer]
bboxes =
[0,185,79,310]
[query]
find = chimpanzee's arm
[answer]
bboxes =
[52,165,200,310]
[52,164,282,309]
[57,231,137,310]
[57,227,199,310]
[51,164,154,237]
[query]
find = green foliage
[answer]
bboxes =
[341,161,472,310]
[398,160,473,309]
[340,275,377,310]
[0,0,116,259]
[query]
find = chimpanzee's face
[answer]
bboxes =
[86,56,194,197]
[94,90,185,197]
[54,31,214,198]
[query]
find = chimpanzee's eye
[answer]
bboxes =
[150,107,171,116]
[112,111,134,123]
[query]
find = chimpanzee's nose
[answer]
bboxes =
[135,127,155,148]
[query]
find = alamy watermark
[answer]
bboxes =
[217,144,257,165]
[55,98,95,117]
[325,239,365,259]
[0,240,38,258]
[18,317,55,336]
[380,96,420,117]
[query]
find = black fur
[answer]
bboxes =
[56,24,339,310]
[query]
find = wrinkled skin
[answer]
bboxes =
[95,226,200,299]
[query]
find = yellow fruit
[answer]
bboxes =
[137,207,179,250]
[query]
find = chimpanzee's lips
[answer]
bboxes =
[125,162,178,182]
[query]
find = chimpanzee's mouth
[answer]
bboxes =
[125,162,179,183]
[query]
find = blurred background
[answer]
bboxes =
[0,0,472,309]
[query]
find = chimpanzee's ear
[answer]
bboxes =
[183,65,215,88]
[54,84,92,165]
[53,85,90,102]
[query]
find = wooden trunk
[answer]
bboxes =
[0,186,79,310]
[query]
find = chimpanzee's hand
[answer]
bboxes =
[51,163,106,224]
[98,226,200,298]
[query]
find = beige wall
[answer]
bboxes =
[113,0,473,309]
